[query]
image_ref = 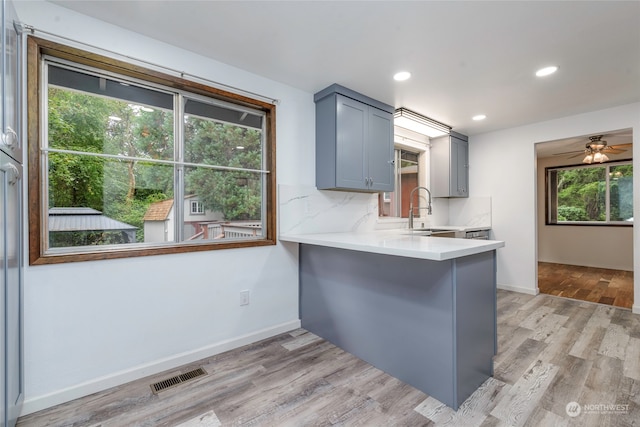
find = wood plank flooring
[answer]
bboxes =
[538,262,634,309]
[17,290,640,426]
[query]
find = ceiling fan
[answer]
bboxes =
[555,135,631,164]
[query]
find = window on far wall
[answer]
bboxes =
[379,149,420,218]
[28,37,277,265]
[546,161,633,225]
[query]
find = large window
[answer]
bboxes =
[547,161,633,225]
[379,149,420,218]
[28,37,276,264]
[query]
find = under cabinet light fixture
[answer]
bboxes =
[394,108,451,138]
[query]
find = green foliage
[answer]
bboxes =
[554,164,633,223]
[557,206,588,221]
[184,117,262,220]
[47,88,114,209]
[47,85,264,247]
[556,167,605,221]
[49,230,133,248]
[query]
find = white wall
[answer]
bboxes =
[470,103,640,313]
[16,1,314,414]
[536,155,633,271]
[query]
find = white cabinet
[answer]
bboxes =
[430,132,469,198]
[314,84,394,192]
[1,0,23,426]
[1,0,20,163]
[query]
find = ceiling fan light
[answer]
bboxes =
[583,154,593,164]
[591,152,609,163]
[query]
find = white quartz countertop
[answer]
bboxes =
[279,230,504,261]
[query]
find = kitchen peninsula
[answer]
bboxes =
[280,230,505,410]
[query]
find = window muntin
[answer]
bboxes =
[29,37,276,264]
[190,201,204,215]
[546,161,633,225]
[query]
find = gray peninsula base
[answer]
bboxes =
[299,244,497,410]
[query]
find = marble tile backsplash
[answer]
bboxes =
[278,185,492,235]
[448,197,492,228]
[279,185,378,235]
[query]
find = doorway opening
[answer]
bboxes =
[535,129,634,309]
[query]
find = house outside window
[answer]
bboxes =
[28,37,276,265]
[546,161,633,225]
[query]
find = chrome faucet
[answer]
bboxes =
[408,186,432,229]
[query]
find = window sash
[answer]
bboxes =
[546,161,633,225]
[28,36,277,265]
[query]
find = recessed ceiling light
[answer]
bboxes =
[536,66,558,77]
[393,71,411,81]
[472,114,487,121]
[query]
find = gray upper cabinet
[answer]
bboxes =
[315,84,394,192]
[430,132,469,198]
[1,0,21,163]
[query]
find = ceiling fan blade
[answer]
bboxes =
[567,152,587,159]
[608,143,632,150]
[605,149,627,154]
[553,150,583,156]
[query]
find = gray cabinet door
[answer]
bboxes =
[1,0,21,163]
[431,134,469,198]
[451,136,469,197]
[0,163,5,427]
[1,155,22,427]
[368,106,394,191]
[335,94,368,190]
[315,84,394,192]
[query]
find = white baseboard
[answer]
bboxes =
[21,319,301,416]
[497,283,539,296]
[633,304,640,315]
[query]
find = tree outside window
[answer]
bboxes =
[28,37,276,264]
[547,162,633,224]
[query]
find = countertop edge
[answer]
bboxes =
[279,231,505,261]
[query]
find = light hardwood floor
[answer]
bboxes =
[539,262,634,309]
[17,290,640,426]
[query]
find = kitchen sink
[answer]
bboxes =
[405,228,457,237]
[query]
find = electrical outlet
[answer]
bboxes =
[240,290,250,306]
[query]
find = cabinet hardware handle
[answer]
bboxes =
[1,162,20,185]
[1,127,18,150]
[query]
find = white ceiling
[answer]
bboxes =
[50,0,640,142]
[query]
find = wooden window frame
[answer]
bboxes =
[27,36,277,265]
[545,160,633,226]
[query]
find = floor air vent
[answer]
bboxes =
[150,367,207,394]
